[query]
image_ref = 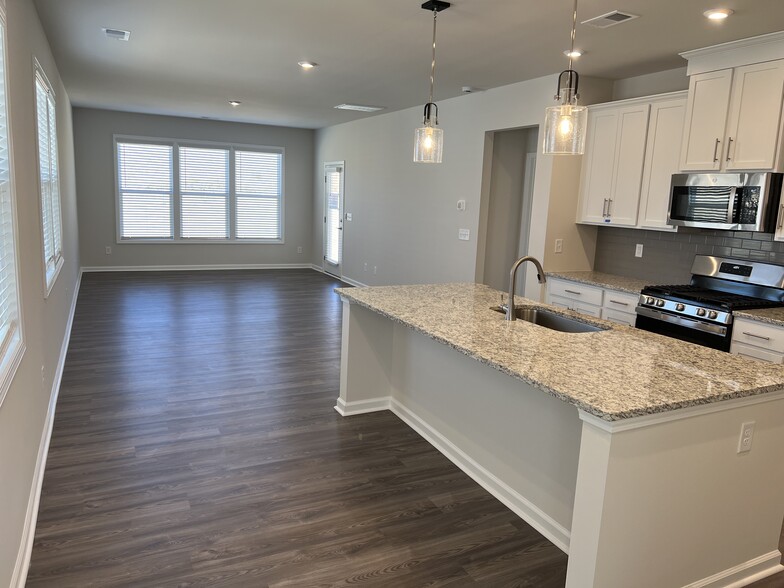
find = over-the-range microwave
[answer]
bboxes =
[667,172,784,232]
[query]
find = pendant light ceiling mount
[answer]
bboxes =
[413,0,450,164]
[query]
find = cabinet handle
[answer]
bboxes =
[602,198,608,217]
[726,137,734,162]
[713,138,721,162]
[607,199,612,217]
[564,289,582,295]
[609,300,629,307]
[778,203,784,229]
[742,331,771,341]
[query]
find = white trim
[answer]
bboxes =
[11,270,82,587]
[322,161,345,279]
[579,388,784,433]
[334,396,390,416]
[333,395,571,553]
[682,550,783,588]
[80,263,314,272]
[339,276,368,288]
[680,31,784,76]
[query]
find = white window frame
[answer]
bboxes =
[114,135,285,244]
[0,3,27,407]
[33,58,64,296]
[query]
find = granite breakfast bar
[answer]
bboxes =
[335,283,784,588]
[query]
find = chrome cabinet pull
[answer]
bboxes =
[726,137,734,162]
[602,199,608,217]
[564,289,582,295]
[778,203,784,229]
[742,331,771,341]
[609,299,629,306]
[713,138,721,162]
[607,199,612,217]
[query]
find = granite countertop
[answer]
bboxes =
[734,307,784,327]
[336,283,784,422]
[546,270,651,295]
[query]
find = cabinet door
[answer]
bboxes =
[724,60,784,171]
[608,104,650,226]
[578,109,618,224]
[638,98,686,230]
[680,69,733,171]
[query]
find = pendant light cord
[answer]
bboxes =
[429,8,437,104]
[568,0,577,71]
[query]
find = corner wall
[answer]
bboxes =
[313,73,612,293]
[0,0,80,583]
[73,108,314,268]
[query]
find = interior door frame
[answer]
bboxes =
[515,152,537,292]
[322,161,345,278]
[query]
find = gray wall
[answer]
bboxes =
[73,108,314,268]
[594,227,784,284]
[612,67,689,101]
[0,0,81,582]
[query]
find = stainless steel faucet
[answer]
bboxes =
[507,256,546,321]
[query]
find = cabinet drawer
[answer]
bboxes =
[548,279,604,306]
[730,341,784,364]
[602,290,639,313]
[731,318,784,353]
[549,294,602,318]
[601,307,636,326]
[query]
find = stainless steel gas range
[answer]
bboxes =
[635,255,784,351]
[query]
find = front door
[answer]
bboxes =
[323,163,344,278]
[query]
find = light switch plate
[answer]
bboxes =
[555,239,563,254]
[346,213,353,221]
[458,229,470,241]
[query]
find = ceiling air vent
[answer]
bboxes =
[582,11,639,28]
[102,28,131,41]
[334,104,386,112]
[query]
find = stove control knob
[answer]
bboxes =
[696,308,706,317]
[708,310,718,320]
[675,303,685,312]
[655,299,665,307]
[645,296,655,305]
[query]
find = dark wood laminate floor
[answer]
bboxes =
[27,270,569,587]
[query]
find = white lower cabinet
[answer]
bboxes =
[730,317,784,363]
[547,278,638,326]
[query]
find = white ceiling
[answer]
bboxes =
[32,0,784,129]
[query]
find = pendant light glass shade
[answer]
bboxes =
[543,100,587,155]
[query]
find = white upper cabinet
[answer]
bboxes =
[724,60,784,170]
[680,69,733,171]
[679,32,784,173]
[578,103,649,227]
[638,98,687,231]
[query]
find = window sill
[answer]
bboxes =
[0,331,25,410]
[44,256,64,299]
[116,239,285,245]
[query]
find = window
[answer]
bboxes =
[115,137,284,243]
[0,9,25,404]
[34,62,63,292]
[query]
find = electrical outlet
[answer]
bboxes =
[635,243,644,258]
[554,239,563,254]
[105,246,112,255]
[373,266,377,275]
[297,246,303,254]
[346,213,353,221]
[363,262,368,272]
[457,200,466,211]
[738,421,755,453]
[458,229,470,241]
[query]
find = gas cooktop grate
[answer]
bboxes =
[641,284,781,310]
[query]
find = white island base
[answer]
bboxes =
[336,301,784,588]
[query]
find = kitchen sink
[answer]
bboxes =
[491,306,607,333]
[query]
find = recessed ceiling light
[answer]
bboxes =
[704,8,733,20]
[298,61,318,70]
[334,104,386,112]
[228,100,242,107]
[564,50,583,58]
[102,27,131,41]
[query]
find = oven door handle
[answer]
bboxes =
[726,186,738,224]
[636,306,729,337]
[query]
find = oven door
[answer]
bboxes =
[668,183,738,230]
[635,306,730,351]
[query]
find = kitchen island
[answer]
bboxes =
[335,283,784,588]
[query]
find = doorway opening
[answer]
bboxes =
[323,162,344,278]
[477,127,539,294]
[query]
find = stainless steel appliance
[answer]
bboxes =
[668,173,783,232]
[635,256,784,351]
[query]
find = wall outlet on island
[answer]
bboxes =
[105,246,112,255]
[373,266,378,275]
[297,246,303,254]
[364,262,368,272]
[458,228,470,241]
[635,243,644,258]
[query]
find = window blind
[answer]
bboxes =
[235,150,282,240]
[179,146,229,239]
[0,16,23,399]
[117,142,173,238]
[325,169,341,265]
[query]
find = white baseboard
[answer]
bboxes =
[333,394,571,553]
[310,264,367,288]
[334,396,390,416]
[684,551,784,588]
[81,263,315,272]
[10,270,82,588]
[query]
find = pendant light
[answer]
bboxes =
[414,0,450,164]
[543,0,587,155]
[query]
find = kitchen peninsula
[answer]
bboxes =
[335,283,784,588]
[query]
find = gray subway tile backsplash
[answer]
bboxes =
[593,227,784,285]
